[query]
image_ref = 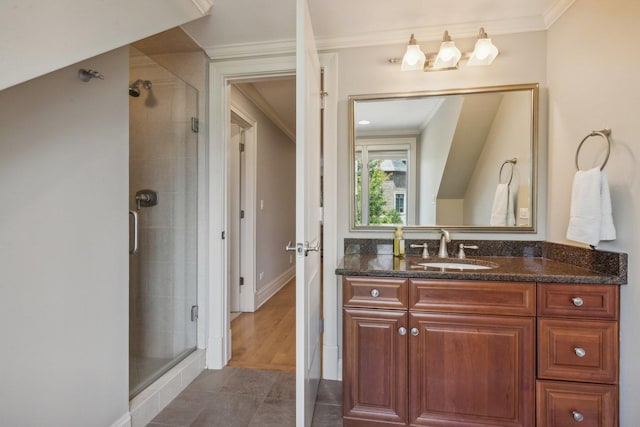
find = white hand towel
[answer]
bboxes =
[600,171,616,241]
[566,167,616,246]
[490,184,509,226]
[507,186,516,226]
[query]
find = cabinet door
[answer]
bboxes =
[343,308,408,426]
[409,312,535,427]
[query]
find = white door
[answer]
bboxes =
[228,122,242,313]
[295,0,322,425]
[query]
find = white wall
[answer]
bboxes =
[0,0,210,91]
[418,96,463,224]
[546,0,640,424]
[464,91,532,224]
[328,30,548,252]
[230,86,296,292]
[0,48,129,427]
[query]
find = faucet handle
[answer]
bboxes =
[410,243,429,259]
[457,244,479,259]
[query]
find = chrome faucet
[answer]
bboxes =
[410,242,429,259]
[438,229,450,258]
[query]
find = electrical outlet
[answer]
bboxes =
[519,208,529,219]
[259,272,264,281]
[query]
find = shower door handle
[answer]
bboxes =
[129,210,139,254]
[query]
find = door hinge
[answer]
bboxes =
[221,231,226,240]
[191,305,199,322]
[240,210,245,219]
[191,117,199,133]
[240,277,245,286]
[320,91,328,110]
[239,142,245,152]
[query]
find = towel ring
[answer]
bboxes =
[499,158,517,186]
[575,128,611,171]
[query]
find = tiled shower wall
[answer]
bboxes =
[129,50,198,363]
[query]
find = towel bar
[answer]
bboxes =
[499,158,517,185]
[575,128,611,171]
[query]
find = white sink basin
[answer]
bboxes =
[415,261,497,270]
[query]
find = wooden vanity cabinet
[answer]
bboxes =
[342,277,410,426]
[343,278,620,427]
[409,279,535,427]
[536,283,620,427]
[342,277,536,427]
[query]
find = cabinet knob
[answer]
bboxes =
[572,297,584,307]
[398,327,407,336]
[410,327,419,336]
[572,410,584,422]
[574,347,586,358]
[370,288,380,298]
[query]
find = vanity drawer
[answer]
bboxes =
[538,318,618,384]
[538,283,619,319]
[343,277,408,309]
[409,279,536,316]
[536,380,617,427]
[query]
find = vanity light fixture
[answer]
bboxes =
[432,31,462,70]
[467,27,499,66]
[401,34,427,71]
[398,28,499,71]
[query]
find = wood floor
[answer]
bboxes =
[228,278,296,371]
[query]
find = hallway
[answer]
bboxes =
[229,278,296,371]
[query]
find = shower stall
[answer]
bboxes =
[128,47,198,397]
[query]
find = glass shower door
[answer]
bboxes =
[128,48,198,397]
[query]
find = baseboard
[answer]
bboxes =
[129,349,205,427]
[255,266,295,310]
[322,344,341,381]
[110,413,131,427]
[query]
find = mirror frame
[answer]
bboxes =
[349,83,539,233]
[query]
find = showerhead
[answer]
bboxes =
[128,79,152,98]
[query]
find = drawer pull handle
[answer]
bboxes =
[398,327,407,336]
[370,289,380,298]
[410,327,419,336]
[572,410,584,422]
[572,297,584,307]
[574,347,586,358]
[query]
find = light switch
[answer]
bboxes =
[519,208,529,219]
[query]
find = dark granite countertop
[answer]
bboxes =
[336,251,626,285]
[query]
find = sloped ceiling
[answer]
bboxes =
[0,0,212,91]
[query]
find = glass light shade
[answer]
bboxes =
[468,38,499,66]
[401,44,426,71]
[433,41,461,69]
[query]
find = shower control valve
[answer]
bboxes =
[135,189,158,210]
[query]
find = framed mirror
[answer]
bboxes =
[349,83,538,232]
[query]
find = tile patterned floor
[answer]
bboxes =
[146,367,343,427]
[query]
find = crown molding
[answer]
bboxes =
[205,39,296,60]
[316,15,546,51]
[235,84,296,143]
[190,0,213,15]
[543,0,577,28]
[202,1,577,60]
